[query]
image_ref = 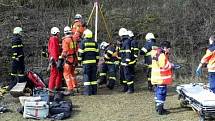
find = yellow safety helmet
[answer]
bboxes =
[83,29,93,38]
[13,27,23,35]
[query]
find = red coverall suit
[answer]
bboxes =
[48,35,63,91]
[62,35,78,91]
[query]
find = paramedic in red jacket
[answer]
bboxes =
[48,27,62,92]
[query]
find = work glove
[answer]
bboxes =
[139,50,145,55]
[172,63,181,70]
[195,67,202,77]
[15,58,19,61]
[50,57,56,66]
[41,51,48,58]
[57,58,64,72]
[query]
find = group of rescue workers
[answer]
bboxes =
[8,13,215,115]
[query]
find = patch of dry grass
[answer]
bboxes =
[0,83,199,121]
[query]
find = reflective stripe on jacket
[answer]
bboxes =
[151,48,173,85]
[201,44,215,72]
[131,39,139,63]
[11,34,24,59]
[62,35,78,64]
[78,38,99,64]
[120,36,132,65]
[104,45,118,65]
[140,39,156,67]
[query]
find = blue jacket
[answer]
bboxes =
[140,39,156,66]
[103,45,118,64]
[130,38,139,64]
[78,38,99,64]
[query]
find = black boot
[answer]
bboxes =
[156,104,168,115]
[121,84,128,92]
[127,84,134,94]
[7,76,18,91]
[148,81,153,91]
[18,75,26,83]
[83,85,92,96]
[92,85,97,95]
[106,80,115,90]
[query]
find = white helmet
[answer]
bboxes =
[127,30,134,37]
[100,41,109,50]
[145,33,155,40]
[13,27,23,35]
[118,28,128,37]
[64,26,71,34]
[51,27,60,35]
[74,14,82,19]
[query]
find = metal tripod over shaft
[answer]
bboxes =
[87,0,112,42]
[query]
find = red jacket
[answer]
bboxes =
[48,36,60,61]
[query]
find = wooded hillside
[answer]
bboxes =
[0,0,215,83]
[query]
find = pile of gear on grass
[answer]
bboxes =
[1,14,86,119]
[9,70,73,120]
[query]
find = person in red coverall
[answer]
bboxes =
[48,27,63,94]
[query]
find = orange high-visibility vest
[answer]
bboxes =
[62,35,78,65]
[151,49,173,85]
[201,49,215,72]
[71,20,85,41]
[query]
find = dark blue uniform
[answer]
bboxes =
[140,39,156,91]
[78,38,99,95]
[99,45,118,89]
[9,34,25,90]
[119,36,134,93]
[131,39,139,64]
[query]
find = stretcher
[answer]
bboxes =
[176,83,215,121]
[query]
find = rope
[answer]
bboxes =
[87,1,112,42]
[99,5,112,42]
[87,4,95,25]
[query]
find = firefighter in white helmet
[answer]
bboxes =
[140,32,157,91]
[9,27,25,90]
[118,28,134,93]
[60,26,78,96]
[98,41,118,90]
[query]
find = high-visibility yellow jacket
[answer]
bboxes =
[151,48,173,85]
[201,45,215,72]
